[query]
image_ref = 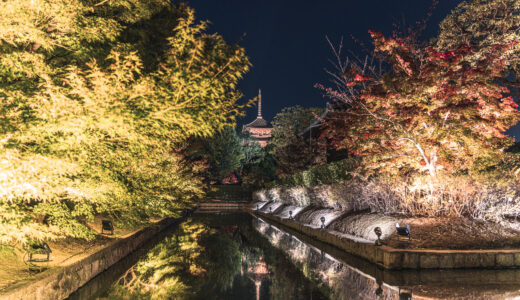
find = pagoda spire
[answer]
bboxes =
[257,89,262,118]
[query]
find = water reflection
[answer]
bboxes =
[82,213,520,300]
[101,214,325,300]
[255,217,400,300]
[253,216,520,300]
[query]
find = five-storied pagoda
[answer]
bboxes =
[242,89,272,147]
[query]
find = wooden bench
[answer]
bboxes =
[26,241,51,262]
[102,220,114,235]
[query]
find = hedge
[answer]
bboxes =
[264,158,359,189]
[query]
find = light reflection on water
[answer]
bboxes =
[92,213,326,300]
[254,217,396,300]
[253,216,520,300]
[70,213,520,300]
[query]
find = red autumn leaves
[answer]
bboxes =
[321,28,520,176]
[346,73,372,87]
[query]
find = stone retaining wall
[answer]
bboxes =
[196,201,247,213]
[249,209,520,270]
[0,218,178,300]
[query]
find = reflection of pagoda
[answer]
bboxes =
[248,259,269,300]
[242,89,272,148]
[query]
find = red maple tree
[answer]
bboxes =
[320,31,520,177]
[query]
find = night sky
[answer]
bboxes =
[187,0,520,139]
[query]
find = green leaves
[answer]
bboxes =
[269,106,324,176]
[0,3,250,243]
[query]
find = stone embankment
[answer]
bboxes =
[196,201,247,213]
[0,207,197,300]
[247,203,520,270]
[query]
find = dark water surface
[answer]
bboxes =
[69,213,520,300]
[69,213,326,300]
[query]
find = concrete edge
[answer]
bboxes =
[247,208,520,270]
[0,218,179,300]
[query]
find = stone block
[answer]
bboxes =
[402,252,419,269]
[463,254,480,268]
[453,254,465,268]
[438,254,454,269]
[363,244,375,260]
[384,252,401,269]
[420,254,440,269]
[514,253,520,266]
[496,253,514,267]
[375,248,385,265]
[478,253,495,268]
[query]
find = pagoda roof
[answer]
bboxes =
[243,88,272,129]
[244,117,271,128]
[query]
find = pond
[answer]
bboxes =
[69,213,520,300]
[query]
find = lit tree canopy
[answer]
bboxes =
[0,2,250,243]
[202,127,245,181]
[436,0,520,93]
[321,30,520,177]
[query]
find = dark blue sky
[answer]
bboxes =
[187,0,519,139]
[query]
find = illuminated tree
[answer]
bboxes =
[321,31,520,178]
[202,127,245,181]
[0,2,251,243]
[437,0,520,94]
[240,139,277,187]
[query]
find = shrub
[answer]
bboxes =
[265,158,358,189]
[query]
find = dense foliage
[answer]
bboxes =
[268,106,325,176]
[195,128,276,187]
[240,140,277,188]
[201,127,245,181]
[437,0,520,96]
[0,2,250,243]
[321,28,520,178]
[264,158,357,189]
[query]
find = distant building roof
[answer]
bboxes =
[243,89,272,129]
[244,117,270,128]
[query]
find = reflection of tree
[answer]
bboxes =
[196,231,242,294]
[107,218,245,299]
[106,214,327,299]
[268,254,328,300]
[108,221,209,299]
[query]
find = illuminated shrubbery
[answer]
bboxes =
[264,158,358,189]
[259,163,520,222]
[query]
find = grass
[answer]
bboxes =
[0,215,148,292]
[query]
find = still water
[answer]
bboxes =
[69,213,520,300]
